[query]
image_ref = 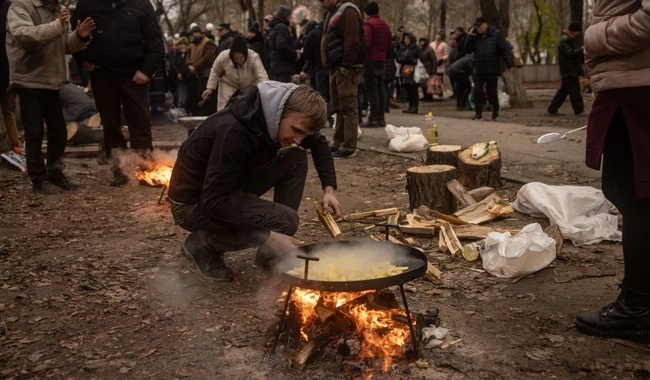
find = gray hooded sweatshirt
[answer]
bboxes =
[257,80,299,143]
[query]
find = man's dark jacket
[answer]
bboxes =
[72,0,165,78]
[322,0,366,69]
[465,25,513,76]
[301,21,325,73]
[557,32,584,78]
[267,17,296,76]
[168,86,336,241]
[217,30,244,56]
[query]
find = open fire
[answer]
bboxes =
[135,164,173,188]
[280,288,417,372]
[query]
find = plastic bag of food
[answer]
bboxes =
[388,134,430,153]
[480,223,556,278]
[385,124,423,140]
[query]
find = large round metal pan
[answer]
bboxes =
[276,240,428,292]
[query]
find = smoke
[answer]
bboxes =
[112,148,178,176]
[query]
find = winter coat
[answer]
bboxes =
[322,0,367,69]
[397,37,424,84]
[188,36,217,78]
[363,14,391,62]
[557,32,584,78]
[170,49,193,82]
[217,30,244,56]
[421,40,436,76]
[384,42,397,80]
[168,82,336,241]
[206,49,268,110]
[60,83,97,122]
[447,53,474,82]
[584,0,650,92]
[72,0,164,78]
[301,21,325,73]
[0,0,11,86]
[247,32,264,57]
[453,32,469,61]
[6,0,90,90]
[584,0,650,199]
[430,40,449,74]
[465,25,513,75]
[267,17,296,75]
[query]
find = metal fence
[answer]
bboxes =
[521,64,561,82]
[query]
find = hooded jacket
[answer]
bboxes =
[267,16,296,75]
[557,32,584,78]
[465,25,513,75]
[168,82,336,241]
[206,35,268,110]
[322,0,366,69]
[72,0,164,78]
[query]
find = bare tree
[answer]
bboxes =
[0,108,11,154]
[440,0,447,37]
[570,0,583,26]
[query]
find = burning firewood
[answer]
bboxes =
[422,263,442,285]
[314,202,342,239]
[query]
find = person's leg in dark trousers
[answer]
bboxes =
[16,89,47,183]
[363,61,385,125]
[119,76,154,153]
[384,80,392,113]
[565,76,584,114]
[313,70,332,120]
[331,68,362,153]
[184,78,198,115]
[40,90,69,177]
[402,82,418,114]
[472,73,485,119]
[547,79,568,114]
[576,108,650,340]
[91,70,128,157]
[486,75,499,119]
[456,78,471,109]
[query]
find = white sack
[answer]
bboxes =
[385,124,423,140]
[388,134,430,153]
[512,182,621,246]
[481,223,556,278]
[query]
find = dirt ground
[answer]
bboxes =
[2,90,649,380]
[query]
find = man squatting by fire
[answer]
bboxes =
[168,81,341,281]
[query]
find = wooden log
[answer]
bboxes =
[399,225,436,236]
[457,142,502,189]
[349,208,399,220]
[454,193,514,225]
[387,212,400,226]
[468,187,496,202]
[417,205,468,225]
[314,202,342,239]
[452,224,516,239]
[404,237,416,246]
[544,225,564,254]
[440,222,462,256]
[406,165,457,214]
[422,262,442,284]
[425,145,463,166]
[446,179,477,210]
[438,229,448,253]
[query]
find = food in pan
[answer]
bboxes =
[287,260,409,281]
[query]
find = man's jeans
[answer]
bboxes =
[330,68,363,151]
[170,147,307,253]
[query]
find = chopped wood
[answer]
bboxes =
[440,222,462,256]
[399,225,436,236]
[422,262,442,284]
[441,338,463,349]
[452,224,519,239]
[438,229,448,253]
[544,225,564,254]
[388,236,404,245]
[314,202,342,239]
[349,208,399,220]
[369,234,405,245]
[404,237,416,246]
[446,179,477,209]
[387,211,400,226]
[417,205,468,225]
[454,193,513,225]
[468,187,495,202]
[409,212,441,225]
[284,332,333,370]
[315,305,334,322]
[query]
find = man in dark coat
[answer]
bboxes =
[216,23,243,56]
[73,0,165,186]
[247,22,264,57]
[267,5,299,83]
[547,23,585,116]
[465,16,514,121]
[300,20,331,119]
[361,1,391,127]
[447,26,473,110]
[168,82,341,281]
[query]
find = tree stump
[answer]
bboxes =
[425,145,463,167]
[457,142,502,189]
[406,165,456,214]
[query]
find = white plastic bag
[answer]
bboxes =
[388,134,429,152]
[480,223,556,278]
[414,60,428,83]
[385,124,423,140]
[498,90,511,109]
[512,182,621,246]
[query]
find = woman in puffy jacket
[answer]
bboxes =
[575,0,650,342]
[202,35,268,111]
[397,32,424,114]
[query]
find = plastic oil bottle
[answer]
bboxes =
[425,112,439,146]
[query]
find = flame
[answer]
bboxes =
[135,164,173,188]
[289,288,412,372]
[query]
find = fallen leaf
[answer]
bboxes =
[119,367,130,374]
[28,352,45,362]
[34,317,44,322]
[20,336,42,344]
[548,334,565,343]
[414,360,429,369]
[60,341,79,350]
[177,370,192,378]
[139,349,156,358]
[7,317,19,323]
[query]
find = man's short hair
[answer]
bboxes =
[190,26,203,34]
[282,86,328,132]
[364,2,379,16]
[397,26,405,32]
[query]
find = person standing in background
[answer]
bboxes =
[547,23,585,116]
[429,30,449,99]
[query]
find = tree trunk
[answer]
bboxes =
[258,0,264,26]
[457,143,502,189]
[0,106,11,154]
[570,0,583,27]
[502,69,532,108]
[426,145,462,166]
[440,0,447,37]
[406,165,457,214]
[427,0,436,40]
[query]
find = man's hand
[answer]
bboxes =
[177,73,183,80]
[83,61,99,72]
[201,88,213,101]
[469,26,477,36]
[265,231,305,256]
[132,70,150,85]
[75,17,96,39]
[188,65,196,74]
[339,67,348,76]
[299,71,308,80]
[322,186,342,219]
[59,7,70,27]
[295,52,302,62]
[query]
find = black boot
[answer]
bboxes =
[48,170,79,190]
[110,168,129,187]
[181,231,235,281]
[576,286,650,343]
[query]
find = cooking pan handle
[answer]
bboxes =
[297,254,320,280]
[375,223,400,241]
